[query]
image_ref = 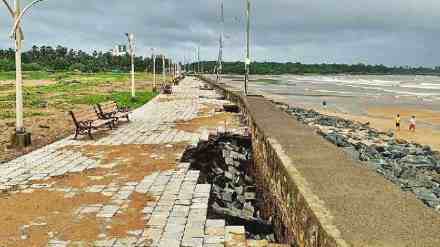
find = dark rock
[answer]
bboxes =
[223,104,240,113]
[281,105,440,211]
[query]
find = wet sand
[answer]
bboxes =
[319,107,440,151]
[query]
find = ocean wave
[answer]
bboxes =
[400,82,440,90]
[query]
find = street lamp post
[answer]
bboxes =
[244,0,251,95]
[197,46,201,74]
[217,0,224,81]
[194,49,197,74]
[170,60,173,81]
[151,48,156,92]
[2,0,46,147]
[162,55,166,85]
[169,59,173,81]
[126,33,136,98]
[14,0,23,134]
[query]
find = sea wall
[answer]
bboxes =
[200,76,341,246]
[199,75,440,247]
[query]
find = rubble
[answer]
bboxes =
[182,133,276,241]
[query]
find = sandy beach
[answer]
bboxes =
[317,107,440,151]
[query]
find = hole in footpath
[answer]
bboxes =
[182,132,278,242]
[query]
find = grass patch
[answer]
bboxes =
[112,91,158,109]
[251,78,281,84]
[0,110,14,119]
[0,71,160,83]
[0,71,51,80]
[69,91,157,109]
[0,72,161,119]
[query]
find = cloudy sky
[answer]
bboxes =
[0,0,439,67]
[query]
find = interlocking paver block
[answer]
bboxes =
[96,205,119,218]
[205,219,226,236]
[0,78,244,246]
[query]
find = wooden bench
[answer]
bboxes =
[95,102,130,124]
[69,108,114,140]
[161,84,173,94]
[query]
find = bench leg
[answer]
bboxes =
[108,121,114,130]
[74,129,79,140]
[88,129,94,140]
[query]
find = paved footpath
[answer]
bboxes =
[0,77,269,247]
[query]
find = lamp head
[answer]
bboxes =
[125,33,134,40]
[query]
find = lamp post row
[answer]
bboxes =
[1,0,175,146]
[1,0,251,146]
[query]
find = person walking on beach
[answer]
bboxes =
[395,114,401,131]
[409,116,416,132]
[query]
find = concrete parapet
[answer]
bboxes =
[200,75,440,247]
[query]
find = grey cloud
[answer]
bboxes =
[0,0,439,66]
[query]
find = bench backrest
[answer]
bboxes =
[98,102,118,114]
[69,108,99,126]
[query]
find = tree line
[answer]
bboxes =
[191,61,440,75]
[0,45,170,73]
[1,45,439,75]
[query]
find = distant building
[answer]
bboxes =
[111,45,127,56]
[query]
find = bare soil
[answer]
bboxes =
[175,112,239,133]
[0,191,110,247]
[108,192,154,237]
[0,110,80,162]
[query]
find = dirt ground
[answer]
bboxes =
[0,110,81,163]
[0,190,110,247]
[0,142,187,246]
[174,102,239,134]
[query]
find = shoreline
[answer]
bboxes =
[317,107,440,152]
[280,104,440,211]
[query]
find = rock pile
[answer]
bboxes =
[182,133,275,241]
[284,107,440,211]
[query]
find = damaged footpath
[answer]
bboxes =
[182,133,278,242]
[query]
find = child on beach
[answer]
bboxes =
[395,114,401,131]
[409,116,416,132]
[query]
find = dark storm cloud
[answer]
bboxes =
[0,0,440,66]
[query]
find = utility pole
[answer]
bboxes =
[126,33,135,98]
[197,46,201,74]
[162,55,166,85]
[151,48,156,92]
[170,60,174,80]
[244,0,250,95]
[217,0,224,81]
[169,59,172,81]
[183,55,186,73]
[2,0,46,147]
[194,49,197,74]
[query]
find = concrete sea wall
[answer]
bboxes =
[199,76,440,247]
